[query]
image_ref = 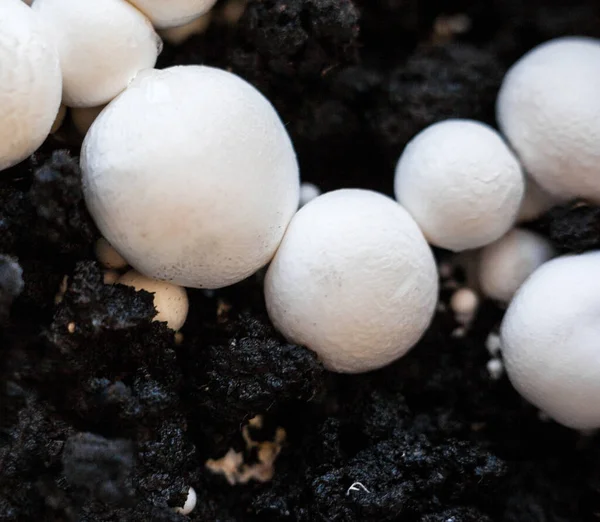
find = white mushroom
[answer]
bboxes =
[497,37,600,203]
[33,0,162,108]
[264,189,438,374]
[500,252,600,429]
[126,0,218,29]
[478,228,555,303]
[0,0,62,171]
[394,119,524,252]
[82,66,299,289]
[118,270,189,330]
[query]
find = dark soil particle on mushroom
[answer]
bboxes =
[2,0,600,521]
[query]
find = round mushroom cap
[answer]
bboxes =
[478,228,555,303]
[118,270,189,330]
[33,0,162,108]
[394,119,524,252]
[501,251,600,429]
[127,0,218,28]
[82,66,300,289]
[497,37,600,203]
[0,0,62,171]
[264,189,438,374]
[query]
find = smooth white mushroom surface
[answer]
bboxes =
[497,37,600,203]
[394,119,524,252]
[82,65,299,289]
[501,252,600,429]
[33,0,162,108]
[264,189,438,374]
[478,228,555,303]
[0,0,62,172]
[174,487,197,516]
[126,0,218,28]
[298,182,321,208]
[118,270,189,330]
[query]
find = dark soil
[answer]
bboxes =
[2,1,600,521]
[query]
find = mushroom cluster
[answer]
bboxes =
[3,2,600,430]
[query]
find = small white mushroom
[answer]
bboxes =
[394,119,524,251]
[478,228,555,303]
[71,105,107,136]
[33,0,162,108]
[127,0,218,29]
[298,182,321,208]
[174,487,197,516]
[450,287,479,325]
[0,0,62,171]
[487,358,504,380]
[264,189,438,374]
[497,37,600,203]
[82,65,299,289]
[501,252,600,429]
[95,238,128,270]
[118,270,189,330]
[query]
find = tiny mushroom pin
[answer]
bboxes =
[265,189,438,374]
[497,37,600,203]
[82,65,299,289]
[500,252,600,430]
[394,119,525,251]
[118,270,189,331]
[33,0,162,108]
[126,0,219,29]
[0,0,62,172]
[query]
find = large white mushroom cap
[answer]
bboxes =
[0,0,62,171]
[33,0,162,108]
[478,228,555,303]
[82,65,299,289]
[126,0,218,29]
[394,119,524,252]
[264,189,439,374]
[501,252,600,429]
[497,37,600,203]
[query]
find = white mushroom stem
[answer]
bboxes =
[33,0,162,108]
[478,228,555,303]
[517,176,561,223]
[118,270,189,330]
[265,189,438,374]
[501,252,600,429]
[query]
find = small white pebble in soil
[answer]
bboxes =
[450,287,479,325]
[487,358,504,380]
[174,487,197,516]
[298,182,321,208]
